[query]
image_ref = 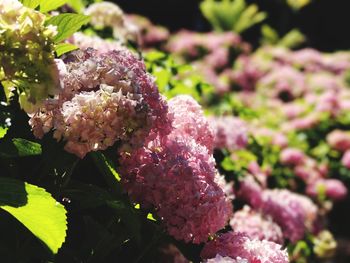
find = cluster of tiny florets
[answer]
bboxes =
[30,48,170,158]
[200,231,289,263]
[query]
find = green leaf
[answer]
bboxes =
[46,13,90,43]
[21,0,41,9]
[55,42,78,56]
[261,24,279,45]
[0,127,7,139]
[39,0,67,13]
[66,0,85,13]
[0,138,42,158]
[0,177,67,254]
[90,152,122,195]
[279,29,306,49]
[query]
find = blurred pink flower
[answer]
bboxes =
[230,206,284,244]
[342,150,350,169]
[209,116,248,150]
[306,179,348,201]
[327,130,350,152]
[280,148,306,166]
[200,231,289,263]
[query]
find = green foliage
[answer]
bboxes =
[66,0,85,13]
[21,0,68,12]
[145,51,214,103]
[46,13,90,43]
[261,25,306,48]
[55,42,78,56]
[286,0,313,10]
[200,0,267,33]
[39,0,67,13]
[0,138,42,158]
[0,177,67,254]
[21,0,41,9]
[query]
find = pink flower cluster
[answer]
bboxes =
[327,130,350,152]
[169,95,214,151]
[125,14,170,48]
[29,48,170,158]
[118,95,232,244]
[257,66,306,101]
[230,205,284,244]
[209,116,248,150]
[238,176,318,243]
[166,30,251,94]
[200,231,289,263]
[68,32,126,54]
[278,147,348,201]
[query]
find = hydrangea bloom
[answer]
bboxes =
[306,179,348,201]
[257,66,306,102]
[30,48,171,158]
[204,254,248,263]
[327,130,350,152]
[209,116,248,150]
[119,135,232,243]
[230,206,284,244]
[166,31,248,61]
[125,14,169,48]
[168,95,214,152]
[200,232,289,263]
[119,95,232,243]
[68,32,125,54]
[261,189,317,243]
[85,2,138,42]
[237,175,264,208]
[0,0,58,111]
[341,150,350,169]
[280,148,306,166]
[231,55,264,92]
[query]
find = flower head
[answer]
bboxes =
[200,231,289,263]
[30,48,171,158]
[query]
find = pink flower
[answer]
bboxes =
[327,130,350,152]
[342,150,350,169]
[200,231,289,263]
[257,66,306,102]
[306,179,348,201]
[30,48,171,158]
[209,116,248,150]
[237,175,264,208]
[280,148,305,166]
[204,254,248,263]
[168,95,214,152]
[247,161,268,187]
[119,135,232,243]
[230,206,284,244]
[260,189,317,243]
[68,32,125,54]
[272,133,289,149]
[232,55,264,92]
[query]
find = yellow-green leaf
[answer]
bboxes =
[0,178,67,254]
[47,13,90,43]
[55,42,78,56]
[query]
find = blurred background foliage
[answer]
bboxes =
[115,0,350,51]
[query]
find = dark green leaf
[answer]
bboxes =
[0,138,41,158]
